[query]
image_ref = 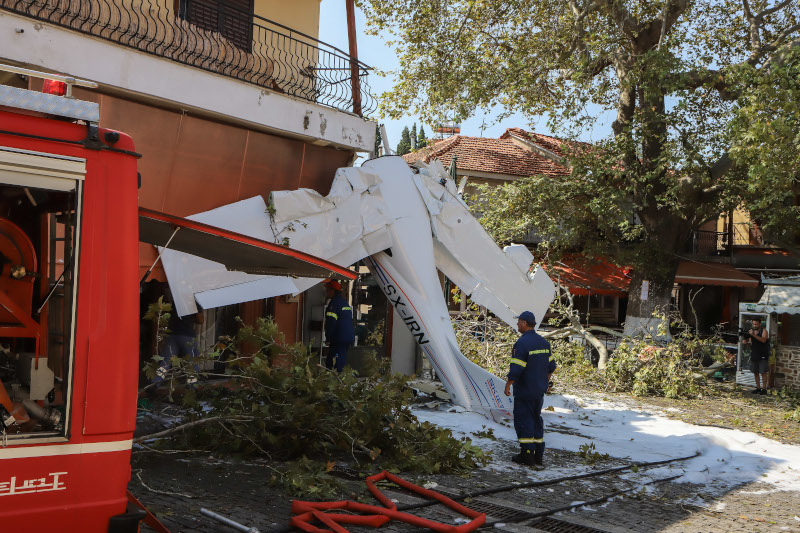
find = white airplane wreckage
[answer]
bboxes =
[159,157,556,421]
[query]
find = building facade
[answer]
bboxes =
[0,0,377,356]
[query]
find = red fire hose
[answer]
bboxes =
[290,471,485,533]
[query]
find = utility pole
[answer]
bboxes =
[345,0,362,116]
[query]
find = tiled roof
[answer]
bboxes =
[500,127,586,159]
[402,128,573,178]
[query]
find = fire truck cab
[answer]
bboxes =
[0,70,143,531]
[0,65,356,532]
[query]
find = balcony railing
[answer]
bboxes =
[0,0,375,116]
[686,230,729,256]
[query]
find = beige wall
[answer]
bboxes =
[255,0,321,39]
[113,0,323,37]
[716,205,754,245]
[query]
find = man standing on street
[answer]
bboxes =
[324,280,355,372]
[504,311,556,469]
[745,317,770,394]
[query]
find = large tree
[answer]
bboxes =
[360,0,800,335]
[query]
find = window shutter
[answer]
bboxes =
[180,0,253,52]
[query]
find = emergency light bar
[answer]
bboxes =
[0,64,99,123]
[0,63,97,97]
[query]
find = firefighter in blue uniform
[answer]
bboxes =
[504,311,556,469]
[324,280,355,372]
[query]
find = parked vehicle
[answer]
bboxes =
[0,65,354,532]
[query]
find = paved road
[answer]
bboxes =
[131,443,800,533]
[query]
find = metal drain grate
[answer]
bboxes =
[460,501,532,522]
[531,517,611,533]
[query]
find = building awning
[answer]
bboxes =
[139,207,356,281]
[740,284,800,315]
[545,256,631,296]
[675,261,758,288]
[757,285,800,314]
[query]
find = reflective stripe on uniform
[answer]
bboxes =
[342,306,352,311]
[326,312,338,319]
[519,437,544,444]
[529,349,549,355]
[549,355,555,361]
[510,358,527,367]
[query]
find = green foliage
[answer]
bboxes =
[394,122,430,154]
[141,314,489,498]
[578,442,609,465]
[270,457,348,499]
[727,46,800,248]
[453,301,726,400]
[550,339,605,390]
[361,0,800,307]
[774,387,800,423]
[603,317,727,399]
[452,309,518,378]
[362,319,385,347]
[396,126,411,155]
[471,426,497,441]
[604,340,699,398]
[417,125,428,148]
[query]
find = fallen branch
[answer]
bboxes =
[555,285,610,370]
[132,415,255,444]
[133,442,208,454]
[586,325,625,338]
[133,469,196,499]
[541,327,578,339]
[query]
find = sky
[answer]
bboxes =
[317,1,613,152]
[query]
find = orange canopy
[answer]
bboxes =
[545,256,631,296]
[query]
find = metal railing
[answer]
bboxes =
[0,0,375,116]
[686,230,729,256]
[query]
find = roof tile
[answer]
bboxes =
[402,128,573,178]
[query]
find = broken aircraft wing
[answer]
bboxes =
[411,159,556,330]
[269,157,556,419]
[139,203,356,316]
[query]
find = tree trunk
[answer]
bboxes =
[622,258,680,339]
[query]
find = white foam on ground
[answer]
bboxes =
[412,393,800,492]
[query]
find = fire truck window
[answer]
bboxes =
[0,180,80,439]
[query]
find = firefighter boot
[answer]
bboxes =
[511,447,536,467]
[533,443,545,470]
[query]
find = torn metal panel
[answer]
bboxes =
[413,161,556,329]
[152,197,356,317]
[504,244,535,274]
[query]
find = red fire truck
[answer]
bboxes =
[0,64,355,532]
